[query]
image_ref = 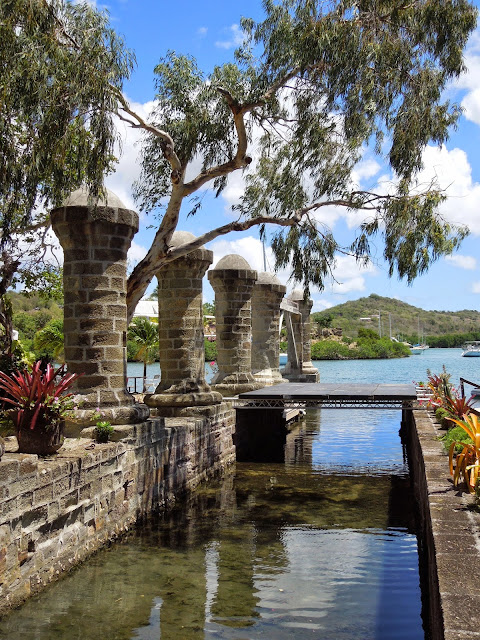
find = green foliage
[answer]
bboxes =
[441,425,473,453]
[203,302,216,316]
[34,319,64,363]
[204,339,218,362]
[127,0,477,313]
[435,407,452,429]
[0,0,134,242]
[314,313,334,328]
[309,294,480,340]
[311,336,410,360]
[357,328,379,340]
[127,318,159,361]
[94,421,114,443]
[0,0,133,356]
[448,414,480,492]
[311,341,351,360]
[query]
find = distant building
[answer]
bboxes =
[132,299,158,321]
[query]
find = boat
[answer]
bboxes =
[410,344,428,355]
[461,341,480,357]
[410,317,429,354]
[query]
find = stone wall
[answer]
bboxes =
[408,409,480,640]
[0,405,234,615]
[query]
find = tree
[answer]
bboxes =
[203,302,216,317]
[127,318,159,392]
[34,319,65,363]
[0,0,134,356]
[122,0,477,321]
[2,1,478,332]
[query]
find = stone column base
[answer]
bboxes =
[66,402,150,436]
[144,390,223,409]
[282,370,320,383]
[211,373,263,397]
[253,369,287,387]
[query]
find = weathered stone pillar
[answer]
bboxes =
[282,289,319,382]
[208,255,260,396]
[51,187,149,426]
[145,231,222,415]
[251,272,286,386]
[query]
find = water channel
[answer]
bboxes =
[0,406,424,640]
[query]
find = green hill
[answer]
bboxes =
[312,294,480,344]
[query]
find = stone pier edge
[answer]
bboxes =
[409,408,480,640]
[0,404,235,616]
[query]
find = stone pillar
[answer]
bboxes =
[251,272,286,386]
[282,289,319,383]
[145,231,222,416]
[208,255,261,396]
[51,187,149,426]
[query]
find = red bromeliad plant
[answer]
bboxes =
[0,361,79,433]
[442,393,475,419]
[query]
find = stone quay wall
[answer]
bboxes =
[408,408,480,640]
[0,405,235,616]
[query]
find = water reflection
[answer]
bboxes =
[0,409,423,640]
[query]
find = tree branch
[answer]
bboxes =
[113,89,183,178]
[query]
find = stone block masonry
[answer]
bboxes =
[407,409,480,640]
[0,405,234,616]
[50,187,149,428]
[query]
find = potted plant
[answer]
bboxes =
[0,360,79,455]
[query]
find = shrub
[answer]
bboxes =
[435,407,451,428]
[311,340,351,360]
[441,425,473,453]
[358,328,379,340]
[204,338,217,361]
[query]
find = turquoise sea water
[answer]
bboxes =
[128,347,479,388]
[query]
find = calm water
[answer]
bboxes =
[0,409,423,639]
[128,347,480,388]
[3,350,466,639]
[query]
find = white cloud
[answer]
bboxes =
[208,235,377,299]
[454,29,480,124]
[325,255,377,295]
[105,97,156,212]
[127,239,148,265]
[461,87,480,125]
[215,24,245,50]
[197,27,208,37]
[351,158,382,184]
[456,30,480,91]
[220,170,248,210]
[445,254,477,270]
[311,299,334,311]
[472,282,480,294]
[416,145,480,235]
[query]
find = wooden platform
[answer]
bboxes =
[236,382,417,409]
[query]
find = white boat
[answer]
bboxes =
[410,344,428,355]
[461,342,480,357]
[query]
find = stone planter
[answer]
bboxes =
[16,419,65,455]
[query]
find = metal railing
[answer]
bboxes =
[460,377,480,398]
[228,397,415,410]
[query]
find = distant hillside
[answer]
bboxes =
[312,294,480,342]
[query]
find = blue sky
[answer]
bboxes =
[97,0,480,313]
